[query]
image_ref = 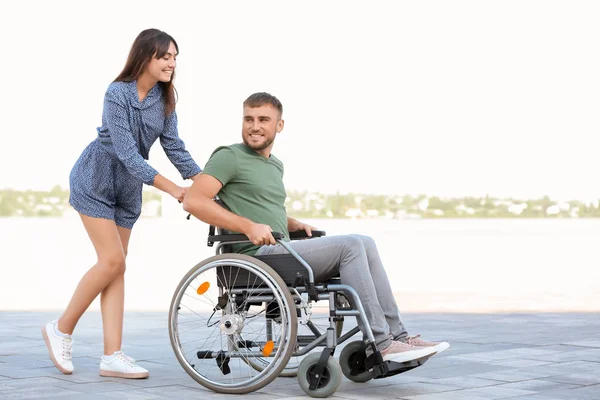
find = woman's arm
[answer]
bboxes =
[188,172,202,182]
[160,111,202,180]
[104,87,184,199]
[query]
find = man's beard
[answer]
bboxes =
[243,135,275,151]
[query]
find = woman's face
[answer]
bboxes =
[146,41,177,82]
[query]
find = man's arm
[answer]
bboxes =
[183,174,277,246]
[188,172,202,181]
[287,216,317,237]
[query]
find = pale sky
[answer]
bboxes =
[1,0,599,200]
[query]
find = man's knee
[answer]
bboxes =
[341,235,366,257]
[350,234,377,250]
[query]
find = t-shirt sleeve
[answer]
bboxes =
[201,147,237,186]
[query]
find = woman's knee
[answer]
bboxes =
[98,254,126,276]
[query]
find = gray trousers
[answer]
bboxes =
[256,234,408,348]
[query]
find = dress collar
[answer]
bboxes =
[128,80,161,110]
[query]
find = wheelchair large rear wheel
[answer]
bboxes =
[169,254,298,394]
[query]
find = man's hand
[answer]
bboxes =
[246,223,277,246]
[288,217,317,237]
[244,222,277,246]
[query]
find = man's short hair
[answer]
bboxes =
[243,92,283,117]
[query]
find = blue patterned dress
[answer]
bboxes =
[69,81,201,228]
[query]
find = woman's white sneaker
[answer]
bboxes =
[100,351,149,379]
[41,320,74,375]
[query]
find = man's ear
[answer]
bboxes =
[277,119,285,133]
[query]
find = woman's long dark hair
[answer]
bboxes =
[114,29,178,116]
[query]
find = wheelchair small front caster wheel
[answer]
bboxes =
[339,340,372,383]
[297,353,342,398]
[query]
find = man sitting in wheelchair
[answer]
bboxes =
[182,92,449,366]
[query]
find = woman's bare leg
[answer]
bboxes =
[100,225,131,355]
[57,215,126,337]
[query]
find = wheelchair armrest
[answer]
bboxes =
[289,230,326,240]
[208,231,285,246]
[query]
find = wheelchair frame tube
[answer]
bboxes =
[295,333,328,356]
[292,324,361,357]
[276,239,315,284]
[326,284,376,344]
[215,241,250,255]
[327,294,337,348]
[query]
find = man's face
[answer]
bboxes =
[242,104,284,156]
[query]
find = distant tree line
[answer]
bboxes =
[284,191,600,219]
[0,186,161,217]
[1,187,599,218]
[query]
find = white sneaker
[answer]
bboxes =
[100,351,149,379]
[405,334,451,356]
[380,340,437,363]
[41,320,73,375]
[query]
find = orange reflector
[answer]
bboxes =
[262,341,275,357]
[197,282,210,295]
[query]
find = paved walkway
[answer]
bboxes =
[1,311,600,399]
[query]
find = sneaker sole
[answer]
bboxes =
[431,342,450,355]
[382,346,437,363]
[41,326,72,375]
[100,370,149,379]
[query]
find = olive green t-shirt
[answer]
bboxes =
[202,143,289,255]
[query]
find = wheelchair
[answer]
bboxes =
[168,224,431,398]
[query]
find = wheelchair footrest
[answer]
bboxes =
[372,355,430,379]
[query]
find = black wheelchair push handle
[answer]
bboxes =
[289,230,326,239]
[208,231,284,244]
[208,230,326,245]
